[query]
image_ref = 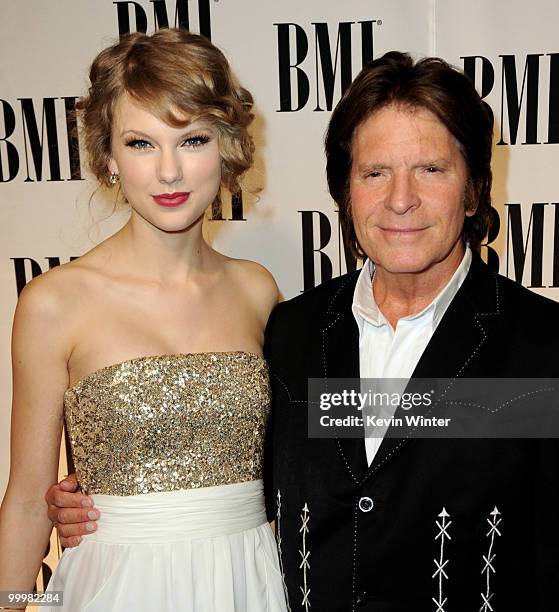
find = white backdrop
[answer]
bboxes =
[1,0,558,579]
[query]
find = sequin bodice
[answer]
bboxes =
[63,352,270,496]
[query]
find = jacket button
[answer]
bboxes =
[358,496,374,512]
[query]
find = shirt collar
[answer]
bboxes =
[352,246,472,332]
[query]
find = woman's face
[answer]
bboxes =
[108,95,222,233]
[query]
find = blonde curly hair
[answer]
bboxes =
[78,29,254,193]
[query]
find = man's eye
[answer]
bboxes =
[125,139,152,150]
[183,135,211,148]
[425,166,441,173]
[367,171,382,178]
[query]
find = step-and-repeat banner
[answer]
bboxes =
[1,0,558,583]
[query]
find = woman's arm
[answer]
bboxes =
[0,276,71,593]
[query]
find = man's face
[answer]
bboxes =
[349,104,473,283]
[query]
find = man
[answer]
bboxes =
[47,52,559,610]
[263,52,559,611]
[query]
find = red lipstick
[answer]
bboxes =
[153,192,190,207]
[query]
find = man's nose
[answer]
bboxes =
[385,172,420,214]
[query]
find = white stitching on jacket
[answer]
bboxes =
[299,502,311,611]
[480,506,502,612]
[432,507,452,612]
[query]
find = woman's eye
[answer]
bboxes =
[125,139,152,150]
[183,135,211,148]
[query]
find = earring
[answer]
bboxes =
[109,171,120,185]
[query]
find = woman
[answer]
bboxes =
[0,29,287,611]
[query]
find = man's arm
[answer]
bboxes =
[45,474,99,548]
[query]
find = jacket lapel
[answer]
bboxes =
[320,272,369,482]
[365,255,501,477]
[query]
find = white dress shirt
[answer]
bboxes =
[352,247,472,465]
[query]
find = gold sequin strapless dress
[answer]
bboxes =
[45,352,288,612]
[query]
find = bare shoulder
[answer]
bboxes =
[224,258,280,317]
[13,254,100,348]
[12,266,78,372]
[16,264,74,322]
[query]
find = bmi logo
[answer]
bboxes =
[502,202,559,288]
[275,20,381,112]
[114,0,212,38]
[462,53,559,145]
[0,97,81,183]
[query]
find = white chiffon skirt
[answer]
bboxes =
[45,480,288,611]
